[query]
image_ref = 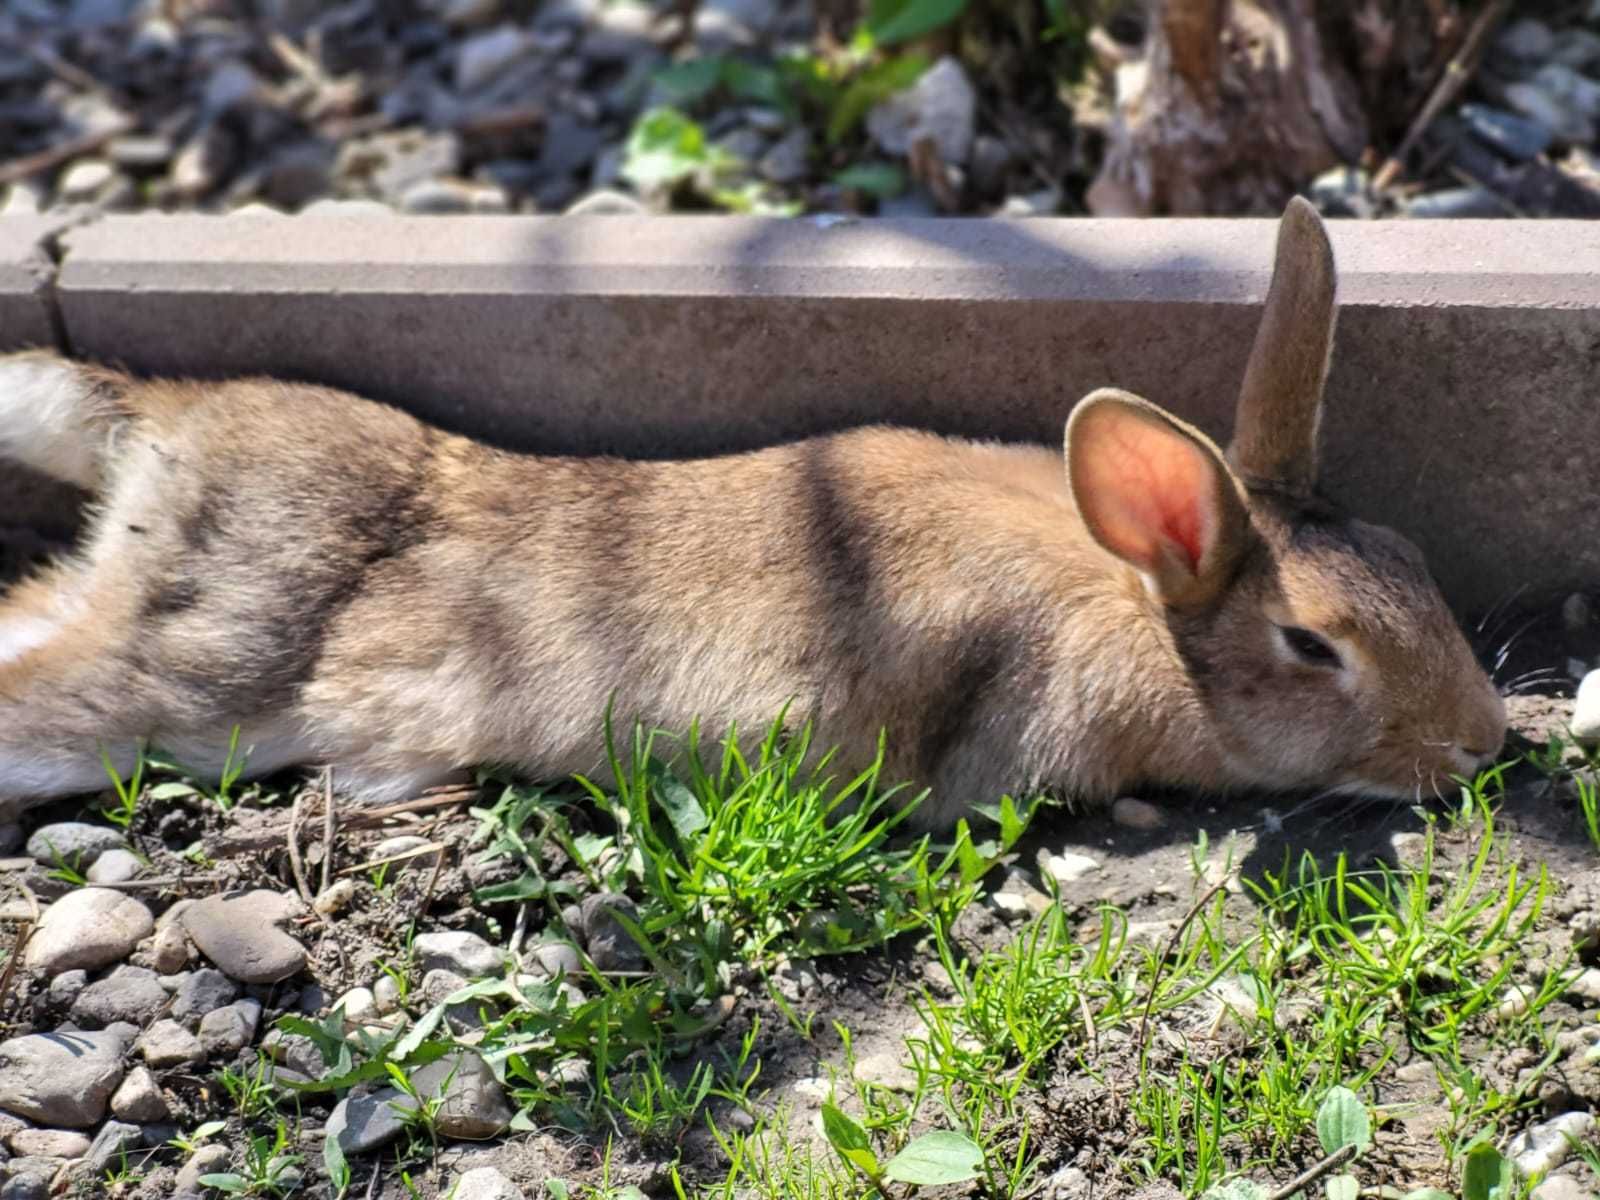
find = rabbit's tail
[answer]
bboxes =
[0,350,132,491]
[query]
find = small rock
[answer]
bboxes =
[79,1119,141,1178]
[422,0,501,26]
[759,129,809,184]
[107,135,174,170]
[456,25,530,92]
[174,1143,231,1197]
[453,1166,525,1200]
[867,56,977,165]
[58,160,115,203]
[0,1030,127,1126]
[172,968,238,1024]
[48,970,87,1008]
[8,1129,90,1159]
[26,823,126,867]
[1039,850,1101,886]
[182,891,306,984]
[525,939,582,978]
[403,1051,515,1139]
[328,1090,408,1155]
[1111,797,1166,831]
[1564,593,1593,633]
[853,1050,917,1092]
[147,924,190,975]
[1553,29,1600,71]
[198,1001,258,1057]
[1536,64,1600,120]
[71,966,168,1028]
[25,888,153,974]
[565,188,646,215]
[0,1167,53,1200]
[0,824,20,853]
[110,1067,168,1122]
[259,139,334,210]
[1389,832,1429,870]
[420,969,487,1032]
[1510,1111,1595,1177]
[335,987,380,1024]
[1404,187,1505,219]
[171,124,234,199]
[373,976,402,1013]
[371,834,435,864]
[1533,1175,1594,1200]
[538,114,607,179]
[1498,984,1534,1018]
[261,1029,324,1078]
[415,931,504,979]
[579,893,645,972]
[400,178,476,214]
[1573,670,1600,746]
[86,849,143,885]
[1565,967,1600,1004]
[989,891,1030,921]
[1460,104,1553,163]
[1498,17,1554,60]
[1504,82,1593,146]
[137,1019,206,1068]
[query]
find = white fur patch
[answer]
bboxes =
[0,745,128,802]
[0,617,59,664]
[0,355,102,487]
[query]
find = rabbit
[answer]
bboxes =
[0,197,1505,829]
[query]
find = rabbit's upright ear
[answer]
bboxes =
[1226,195,1337,498]
[1067,389,1251,607]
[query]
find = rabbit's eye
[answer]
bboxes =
[1280,626,1341,668]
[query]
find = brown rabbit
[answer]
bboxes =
[0,199,1505,828]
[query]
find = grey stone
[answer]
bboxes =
[373,975,402,1013]
[759,129,810,185]
[181,891,305,984]
[404,1051,514,1139]
[579,893,645,972]
[421,0,501,26]
[86,849,142,885]
[0,1165,52,1200]
[70,966,168,1028]
[173,1143,231,1197]
[334,987,379,1023]
[198,1002,257,1057]
[137,1019,205,1068]
[454,1166,525,1200]
[1532,1175,1594,1200]
[1404,188,1505,219]
[867,57,976,165]
[564,188,645,215]
[525,939,582,978]
[1502,80,1590,145]
[261,1029,325,1078]
[1111,796,1166,830]
[1536,64,1600,120]
[370,834,435,865]
[420,968,486,1032]
[1553,28,1600,70]
[171,968,238,1024]
[260,140,335,210]
[0,1030,127,1126]
[327,1089,407,1155]
[8,1129,90,1158]
[148,924,190,975]
[1498,17,1554,60]
[109,1066,168,1122]
[539,115,607,179]
[48,970,87,1008]
[1510,1112,1596,1178]
[415,931,504,979]
[202,62,260,118]
[79,1120,141,1178]
[58,160,115,203]
[400,179,476,214]
[26,824,126,867]
[1460,103,1552,162]
[456,25,531,92]
[0,825,20,853]
[107,135,174,170]
[170,124,235,199]
[25,889,153,975]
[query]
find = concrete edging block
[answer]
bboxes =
[42,213,1600,612]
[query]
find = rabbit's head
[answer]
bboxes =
[1066,197,1505,801]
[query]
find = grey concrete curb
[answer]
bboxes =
[2,213,1597,612]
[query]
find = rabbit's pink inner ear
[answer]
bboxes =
[1071,405,1225,591]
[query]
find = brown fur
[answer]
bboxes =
[0,201,1505,826]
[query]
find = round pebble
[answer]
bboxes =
[137,1019,206,1068]
[70,965,168,1028]
[109,1066,169,1123]
[1572,669,1600,746]
[8,1129,91,1159]
[25,824,127,868]
[24,888,154,974]
[171,968,238,1024]
[0,1029,128,1126]
[414,930,504,979]
[85,849,143,885]
[181,890,306,983]
[1111,797,1166,830]
[148,923,191,974]
[453,1166,524,1200]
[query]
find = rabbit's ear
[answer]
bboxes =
[1226,195,1336,497]
[1067,388,1251,607]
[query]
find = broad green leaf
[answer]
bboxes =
[657,777,708,840]
[827,55,928,145]
[882,1130,984,1185]
[622,107,728,189]
[322,1129,349,1194]
[547,1180,572,1200]
[198,1177,249,1194]
[866,0,967,45]
[820,1102,876,1173]
[723,60,787,108]
[1462,1145,1514,1200]
[148,781,200,800]
[1324,1174,1358,1200]
[654,58,725,106]
[188,1120,227,1141]
[1315,1086,1371,1154]
[831,160,905,195]
[474,871,548,904]
[1401,1191,1454,1200]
